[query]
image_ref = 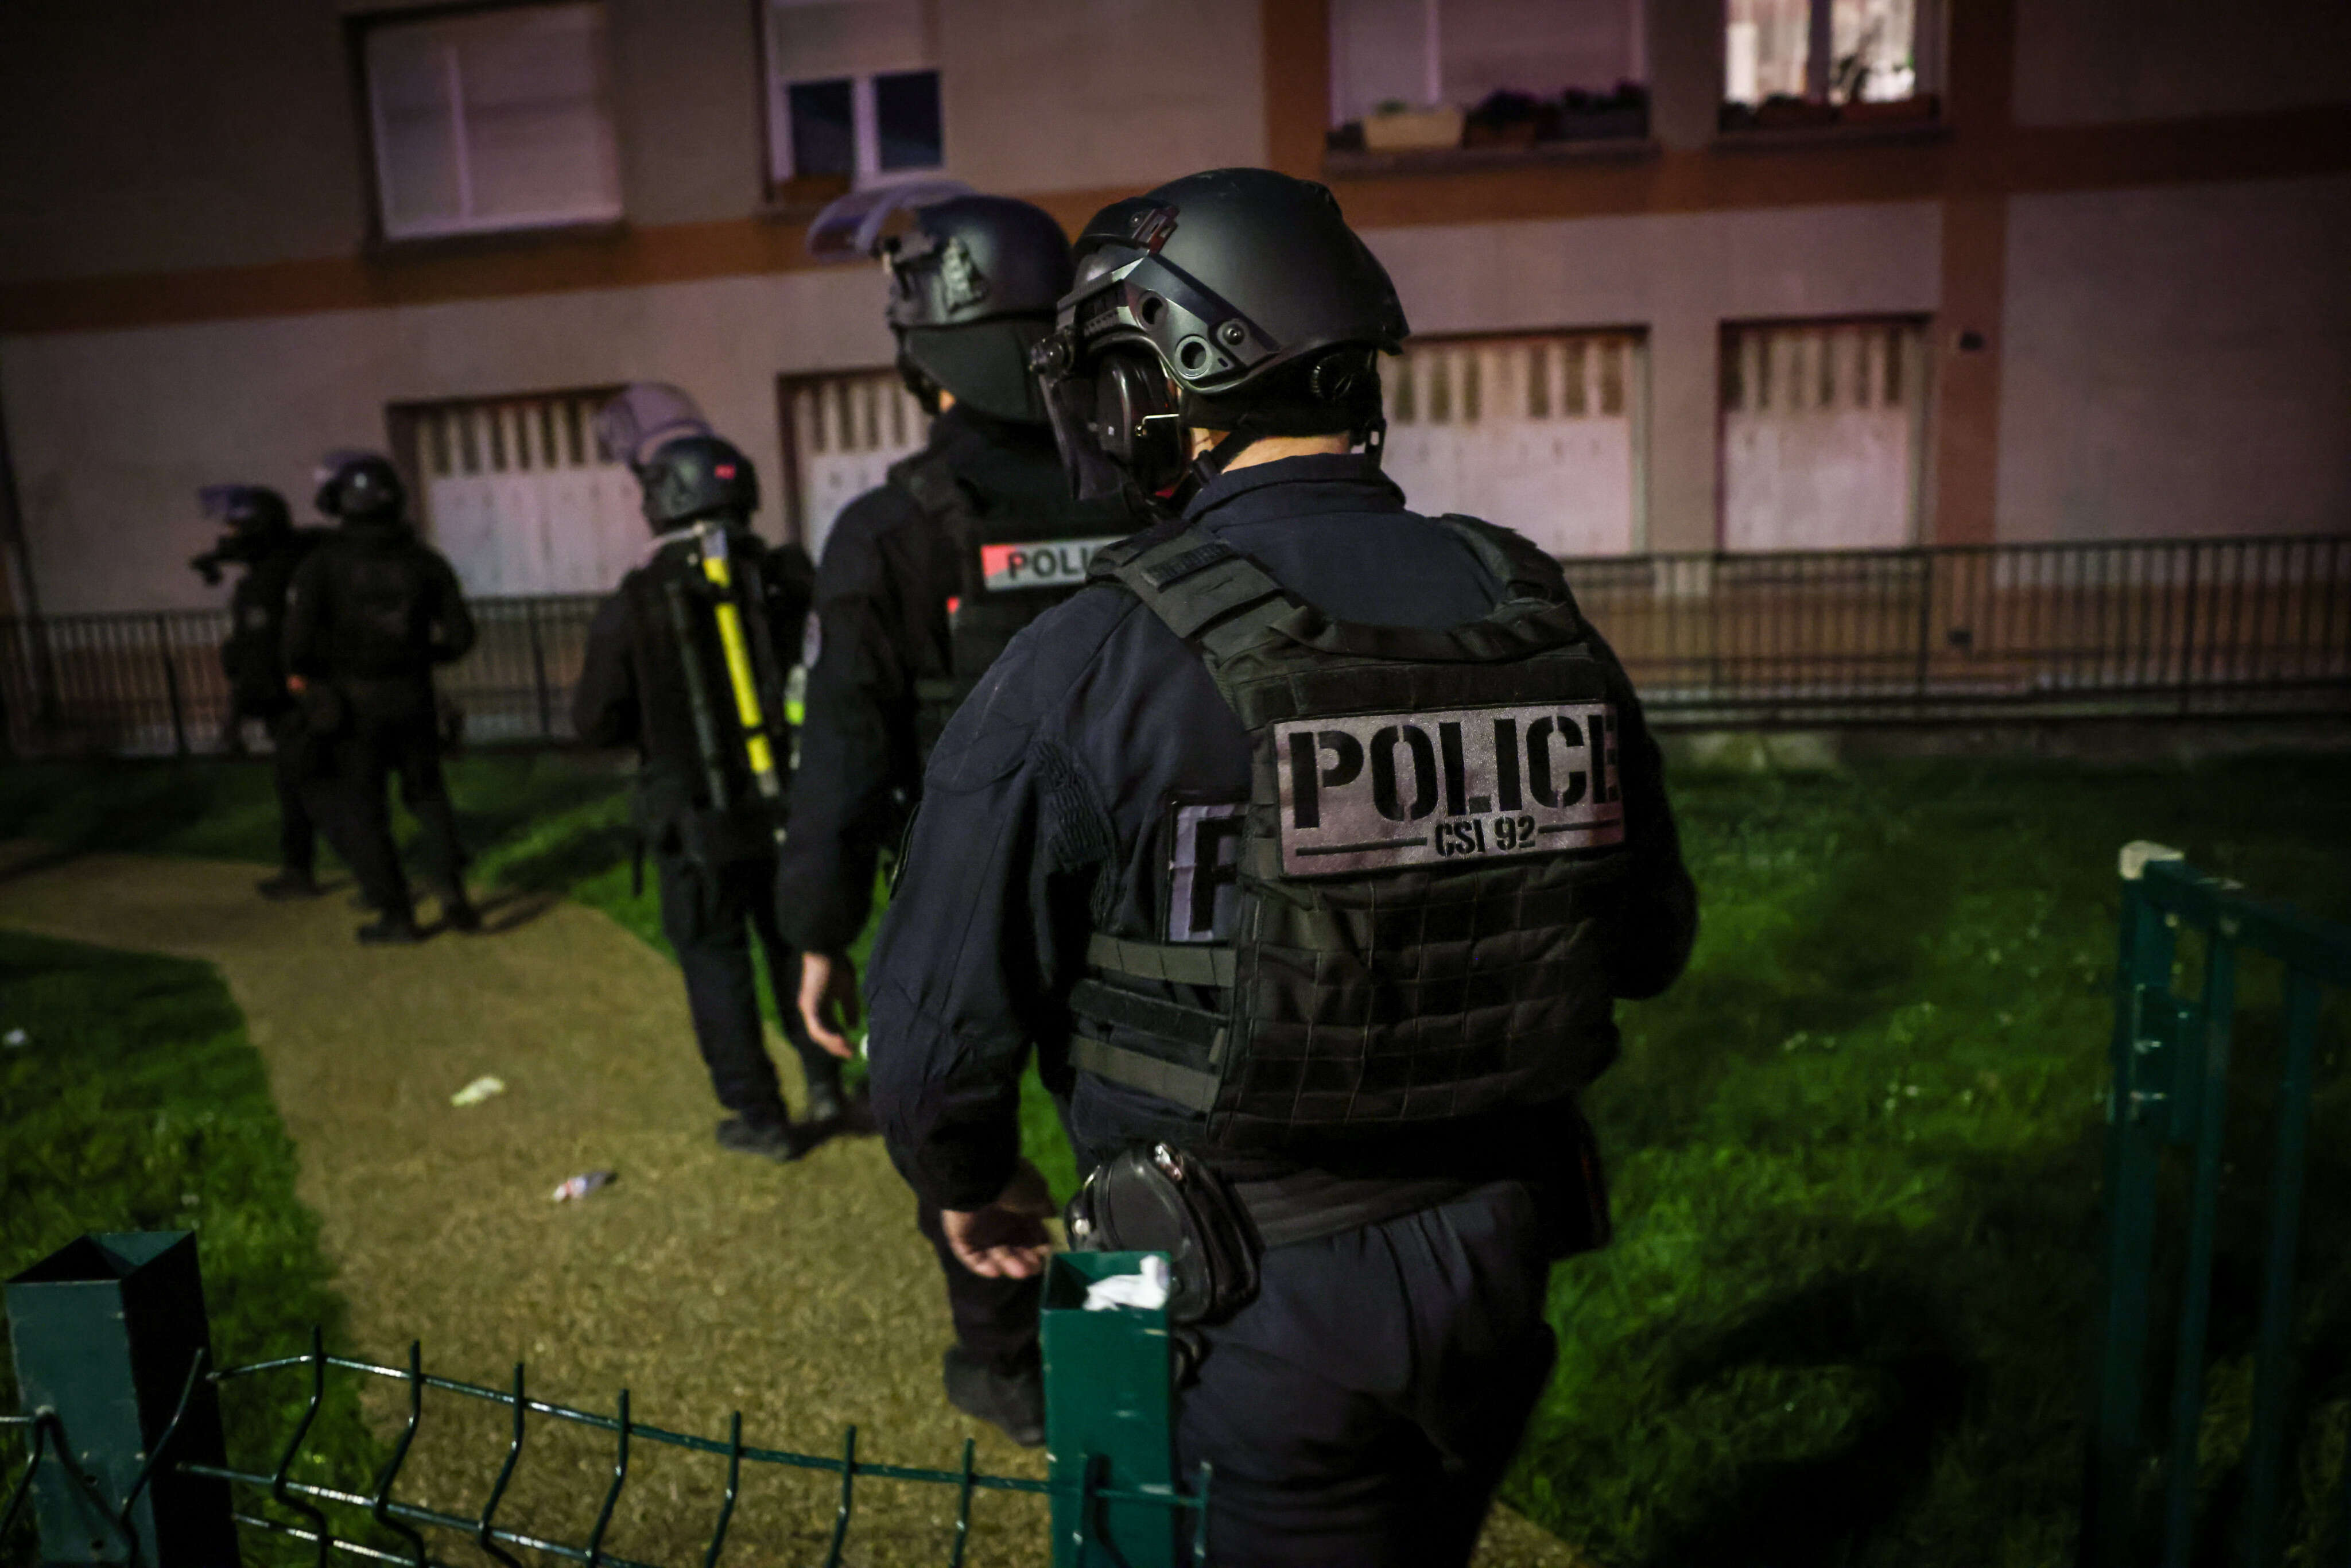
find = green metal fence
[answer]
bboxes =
[3,1234,1202,1567]
[2084,845,2351,1567]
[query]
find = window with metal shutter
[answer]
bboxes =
[397,390,643,596]
[1719,319,1931,551]
[1379,331,1647,558]
[779,370,930,561]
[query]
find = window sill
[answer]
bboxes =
[760,197,836,226]
[365,219,630,263]
[1322,136,1659,180]
[1712,111,1948,153]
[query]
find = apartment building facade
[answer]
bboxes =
[1,0,2345,614]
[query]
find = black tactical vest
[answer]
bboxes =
[1070,517,1635,1153]
[890,449,1136,759]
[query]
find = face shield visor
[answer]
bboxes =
[199,484,273,533]
[595,383,712,475]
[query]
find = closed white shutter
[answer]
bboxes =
[786,371,930,562]
[1379,332,1644,558]
[416,394,643,596]
[1721,320,1929,552]
[366,2,622,240]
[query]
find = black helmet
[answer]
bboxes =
[198,484,292,535]
[313,451,406,524]
[639,433,758,530]
[1032,168,1409,499]
[882,195,1074,424]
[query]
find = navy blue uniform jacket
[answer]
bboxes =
[773,405,1071,954]
[867,455,1698,1212]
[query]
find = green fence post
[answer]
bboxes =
[2161,915,2240,1567]
[1042,1252,1181,1568]
[2084,843,2187,1568]
[3,1232,235,1565]
[2238,971,2324,1568]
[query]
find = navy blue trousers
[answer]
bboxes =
[1178,1182,1559,1567]
[654,852,839,1123]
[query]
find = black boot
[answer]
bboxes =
[716,1113,807,1161]
[437,888,483,933]
[802,1064,847,1124]
[356,913,427,945]
[942,1346,1045,1447]
[256,870,323,901]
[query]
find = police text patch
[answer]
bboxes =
[978,538,1124,592]
[1274,703,1623,876]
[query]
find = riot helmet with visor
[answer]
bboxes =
[1030,168,1409,501]
[313,451,406,525]
[809,185,1075,424]
[639,433,759,531]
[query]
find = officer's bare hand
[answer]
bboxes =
[942,1161,1056,1279]
[798,951,860,1059]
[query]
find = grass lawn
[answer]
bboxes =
[5,746,2347,1563]
[0,929,386,1563]
[1510,755,2351,1566]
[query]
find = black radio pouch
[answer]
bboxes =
[1065,1143,1263,1329]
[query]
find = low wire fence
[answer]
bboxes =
[2,533,2345,758]
[3,1239,1202,1567]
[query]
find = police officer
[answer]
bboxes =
[573,430,844,1157]
[778,193,1137,1443]
[282,451,480,944]
[193,484,330,899]
[864,169,1698,1562]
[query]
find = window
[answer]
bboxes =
[1380,332,1647,557]
[765,0,942,204]
[362,3,623,241]
[1719,320,1930,551]
[1328,0,1648,159]
[1721,0,1941,132]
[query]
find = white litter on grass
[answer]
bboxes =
[3,1027,28,1049]
[1083,1254,1171,1313]
[450,1075,506,1107]
[552,1170,617,1202]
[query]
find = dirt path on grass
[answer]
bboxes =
[0,848,1580,1566]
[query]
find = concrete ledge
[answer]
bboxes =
[1661,717,2351,771]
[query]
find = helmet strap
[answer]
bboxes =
[1169,423,1261,511]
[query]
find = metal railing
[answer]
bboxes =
[3,1238,1204,1567]
[2,534,2345,758]
[2083,847,2351,1567]
[1568,532,2351,725]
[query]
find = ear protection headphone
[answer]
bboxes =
[1091,352,1187,492]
